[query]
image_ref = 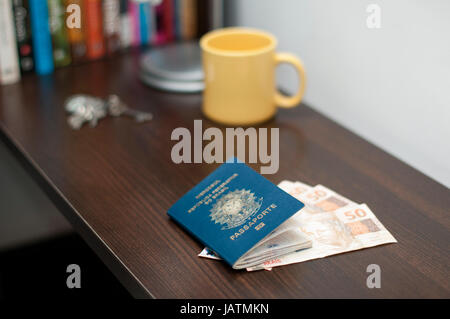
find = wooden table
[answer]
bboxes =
[0,53,448,298]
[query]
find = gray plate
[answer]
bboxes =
[140,71,204,93]
[140,41,203,82]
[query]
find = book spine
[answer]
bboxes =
[65,0,87,64]
[148,0,155,44]
[119,0,131,48]
[48,0,71,67]
[138,0,150,45]
[0,0,21,84]
[161,0,173,42]
[12,0,34,73]
[103,0,121,54]
[28,0,54,74]
[152,0,164,44]
[210,0,223,30]
[128,0,139,47]
[172,0,180,40]
[180,0,196,40]
[196,0,209,38]
[84,0,105,60]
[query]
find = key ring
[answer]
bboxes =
[64,94,152,129]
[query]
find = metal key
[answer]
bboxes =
[107,95,153,123]
[65,95,107,129]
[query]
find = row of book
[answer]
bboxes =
[0,0,223,85]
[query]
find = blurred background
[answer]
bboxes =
[0,0,448,298]
[227,0,450,189]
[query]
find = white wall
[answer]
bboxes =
[227,0,450,187]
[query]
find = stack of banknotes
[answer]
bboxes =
[199,180,397,271]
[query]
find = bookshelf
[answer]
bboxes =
[0,0,224,84]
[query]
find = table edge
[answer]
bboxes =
[0,123,153,299]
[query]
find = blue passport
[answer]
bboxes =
[168,159,306,269]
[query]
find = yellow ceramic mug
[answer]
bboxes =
[200,27,306,126]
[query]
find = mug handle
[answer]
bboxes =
[274,53,307,108]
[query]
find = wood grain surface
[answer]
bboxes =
[0,53,448,298]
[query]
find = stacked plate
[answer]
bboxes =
[139,41,204,93]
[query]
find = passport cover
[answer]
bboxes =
[168,159,305,268]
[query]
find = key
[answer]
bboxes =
[65,95,107,129]
[107,95,153,123]
[67,114,86,130]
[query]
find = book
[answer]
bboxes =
[179,0,196,40]
[196,0,223,37]
[167,159,311,269]
[173,0,180,39]
[65,0,87,64]
[48,0,71,67]
[12,0,34,73]
[196,0,208,38]
[148,0,156,43]
[138,0,151,45]
[84,0,105,60]
[29,0,54,75]
[210,0,223,30]
[153,0,173,44]
[0,0,21,84]
[152,0,163,44]
[119,0,132,48]
[103,0,121,54]
[128,0,140,47]
[161,0,173,42]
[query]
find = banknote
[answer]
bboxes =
[278,180,312,197]
[199,180,397,271]
[296,184,357,212]
[245,183,397,271]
